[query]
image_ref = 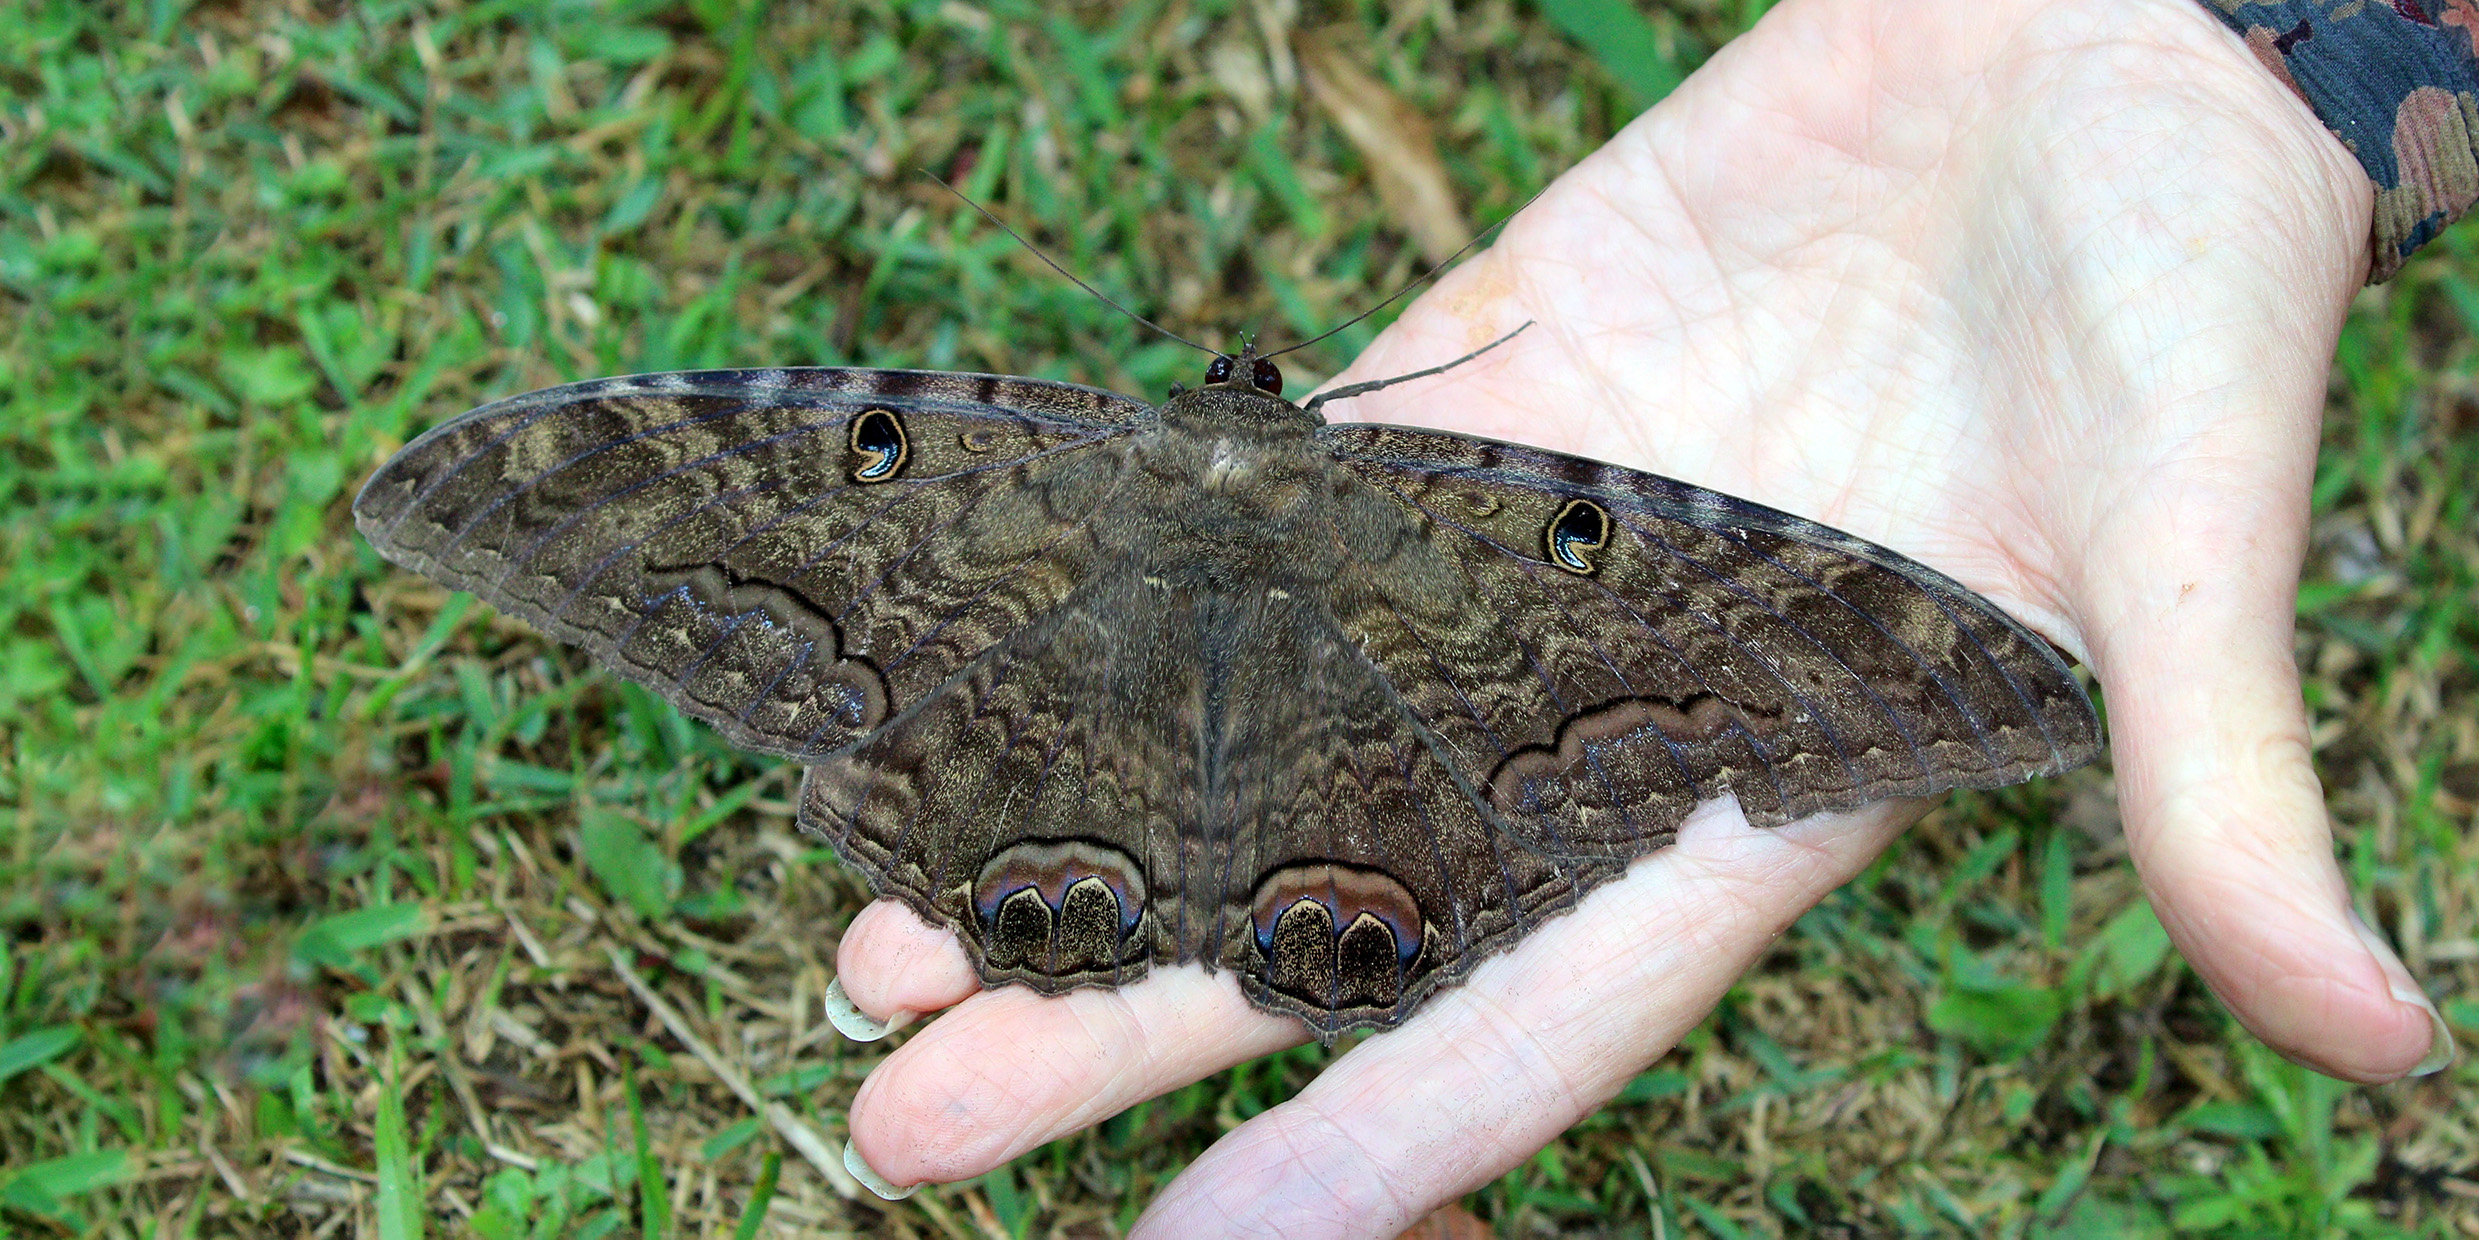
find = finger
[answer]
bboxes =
[826,900,981,1040]
[1134,798,1918,1240]
[2085,491,2453,1081]
[843,961,1301,1193]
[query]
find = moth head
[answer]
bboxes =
[1205,343,1284,397]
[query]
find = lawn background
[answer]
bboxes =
[5,0,2476,1235]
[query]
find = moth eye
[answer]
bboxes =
[1252,358,1283,395]
[1546,498,1610,574]
[1206,356,1235,384]
[849,408,909,483]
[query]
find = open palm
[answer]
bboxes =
[831,0,2450,1233]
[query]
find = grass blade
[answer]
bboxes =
[627,1057,672,1237]
[1535,0,1688,107]
[0,1150,129,1227]
[374,1043,424,1240]
[730,1150,780,1240]
[0,1026,81,1087]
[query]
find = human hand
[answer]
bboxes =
[832,0,2453,1232]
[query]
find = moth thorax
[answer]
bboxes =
[1152,423,1323,521]
[1201,437,1265,494]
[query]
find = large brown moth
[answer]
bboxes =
[355,339,2099,1039]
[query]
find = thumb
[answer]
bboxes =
[2081,466,2451,1082]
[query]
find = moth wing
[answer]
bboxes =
[1315,421,2100,861]
[355,368,1147,761]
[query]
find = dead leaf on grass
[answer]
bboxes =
[1297,32,1468,264]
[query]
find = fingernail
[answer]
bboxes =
[844,1140,918,1200]
[823,976,915,1043]
[2348,909,2457,1077]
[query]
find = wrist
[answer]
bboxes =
[2176,0,2476,279]
[1698,0,2373,285]
[2079,0,2371,277]
[2080,0,2381,280]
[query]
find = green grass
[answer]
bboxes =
[4,0,2474,1235]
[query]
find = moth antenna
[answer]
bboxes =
[923,172,1218,358]
[1264,185,1548,363]
[1302,321,1533,416]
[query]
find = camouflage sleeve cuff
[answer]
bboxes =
[2200,1,2479,281]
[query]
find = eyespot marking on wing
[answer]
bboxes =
[849,408,909,483]
[1546,498,1610,574]
[973,839,1149,976]
[1250,862,1426,1013]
